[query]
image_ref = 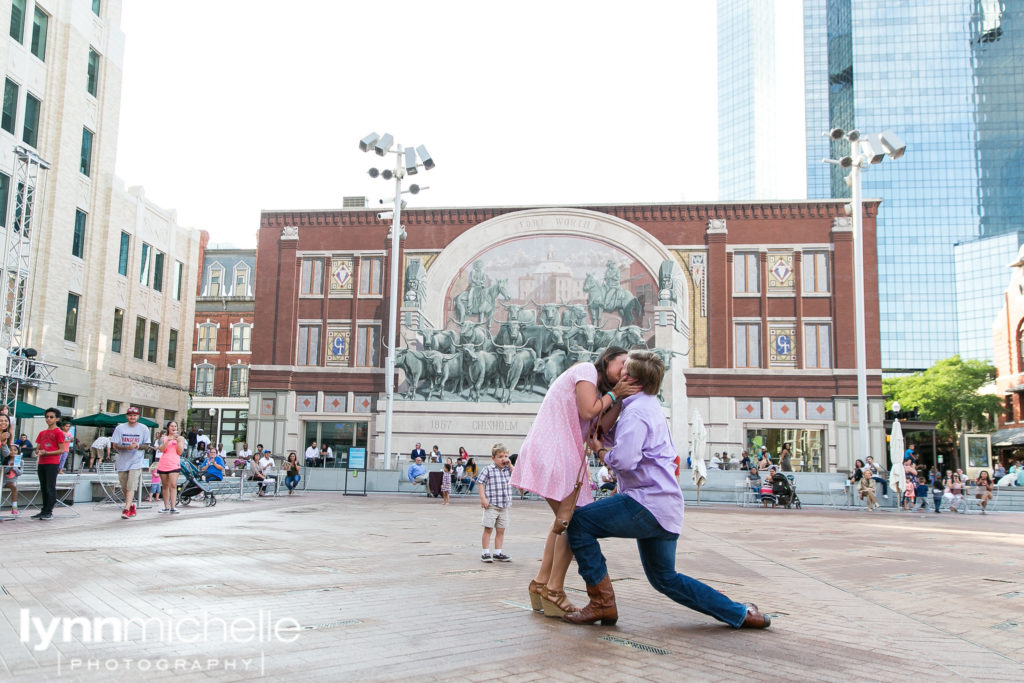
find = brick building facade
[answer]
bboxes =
[248,201,884,472]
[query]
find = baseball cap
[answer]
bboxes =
[126,407,140,415]
[263,449,271,453]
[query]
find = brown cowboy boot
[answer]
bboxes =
[562,575,618,625]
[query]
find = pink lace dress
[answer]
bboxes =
[511,363,597,505]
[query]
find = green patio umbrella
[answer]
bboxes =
[70,412,121,427]
[6,400,46,417]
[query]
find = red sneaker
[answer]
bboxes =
[129,505,137,517]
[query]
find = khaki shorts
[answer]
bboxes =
[481,505,509,529]
[118,468,143,493]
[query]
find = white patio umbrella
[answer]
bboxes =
[888,419,907,505]
[691,410,708,500]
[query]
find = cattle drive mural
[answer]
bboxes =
[397,235,675,403]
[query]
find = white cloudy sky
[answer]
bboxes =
[115,0,805,247]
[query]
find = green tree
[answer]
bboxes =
[883,356,1001,465]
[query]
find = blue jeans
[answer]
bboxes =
[286,474,301,491]
[871,476,888,496]
[567,494,748,628]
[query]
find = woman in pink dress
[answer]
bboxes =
[155,421,186,514]
[512,346,640,618]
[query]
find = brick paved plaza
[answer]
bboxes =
[1,494,1022,681]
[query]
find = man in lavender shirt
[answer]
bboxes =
[563,351,771,629]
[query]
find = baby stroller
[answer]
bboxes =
[178,458,216,507]
[771,472,802,509]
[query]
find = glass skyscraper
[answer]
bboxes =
[720,0,1024,371]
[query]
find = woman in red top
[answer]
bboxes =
[155,421,186,514]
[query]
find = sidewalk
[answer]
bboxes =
[1,494,1021,681]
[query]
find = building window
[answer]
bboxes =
[173,261,183,300]
[234,265,248,295]
[804,324,832,369]
[105,400,121,413]
[167,328,178,368]
[13,181,32,234]
[164,409,176,424]
[735,323,761,368]
[359,257,383,295]
[194,365,214,396]
[734,252,760,294]
[9,0,24,42]
[56,394,75,410]
[111,308,123,353]
[30,6,48,60]
[139,243,151,285]
[92,0,101,16]
[300,258,323,295]
[133,316,146,359]
[72,209,86,258]
[197,323,217,352]
[22,93,39,147]
[228,365,249,397]
[802,252,829,294]
[0,172,8,228]
[297,324,321,366]
[231,323,251,352]
[140,406,157,420]
[2,78,18,134]
[87,48,100,96]
[64,293,80,342]
[153,251,164,292]
[80,127,94,176]
[117,232,130,275]
[356,324,380,367]
[148,321,159,363]
[208,266,222,296]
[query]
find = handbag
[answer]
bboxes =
[551,411,606,535]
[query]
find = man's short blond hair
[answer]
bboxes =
[491,443,509,457]
[625,350,665,396]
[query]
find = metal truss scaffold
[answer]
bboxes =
[1,146,56,419]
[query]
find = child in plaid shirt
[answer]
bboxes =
[478,443,514,563]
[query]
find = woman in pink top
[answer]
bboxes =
[156,421,186,514]
[511,346,639,618]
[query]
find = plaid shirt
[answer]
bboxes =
[477,464,512,509]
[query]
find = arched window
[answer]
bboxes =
[197,323,217,352]
[231,322,252,352]
[194,364,214,396]
[228,364,249,397]
[233,263,250,296]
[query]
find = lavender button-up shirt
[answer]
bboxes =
[604,392,683,534]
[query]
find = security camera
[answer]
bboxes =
[381,169,393,180]
[404,148,418,175]
[416,145,435,170]
[846,129,860,142]
[377,211,394,221]
[367,168,380,178]
[828,128,845,140]
[374,133,394,156]
[879,130,906,159]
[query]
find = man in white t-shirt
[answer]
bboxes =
[304,440,319,467]
[196,429,211,452]
[597,465,616,493]
[710,452,723,469]
[111,408,152,520]
[237,442,253,462]
[258,450,275,495]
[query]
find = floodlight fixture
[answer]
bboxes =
[359,132,379,152]
[416,145,435,170]
[374,133,394,156]
[879,130,906,159]
[368,167,380,178]
[404,148,418,175]
[860,135,887,164]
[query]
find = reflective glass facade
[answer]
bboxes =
[954,232,1024,362]
[718,0,780,200]
[803,1,1024,370]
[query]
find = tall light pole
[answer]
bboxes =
[824,128,905,468]
[358,133,434,467]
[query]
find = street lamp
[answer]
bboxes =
[358,133,435,469]
[824,128,906,469]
